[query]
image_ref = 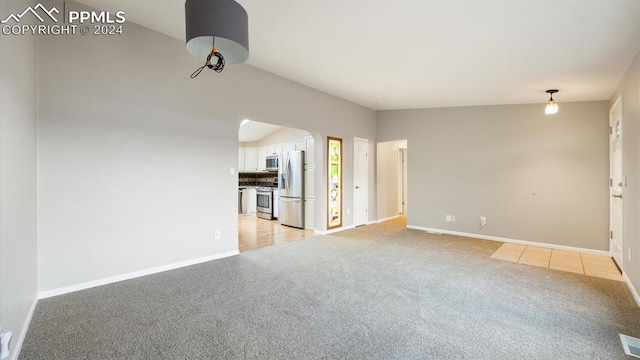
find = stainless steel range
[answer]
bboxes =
[256,187,275,220]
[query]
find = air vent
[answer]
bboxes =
[620,334,640,358]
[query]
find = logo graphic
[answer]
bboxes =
[1,3,59,24]
[2,2,125,36]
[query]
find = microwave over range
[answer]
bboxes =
[266,155,279,172]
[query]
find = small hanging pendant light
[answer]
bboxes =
[545,89,559,115]
[185,0,249,78]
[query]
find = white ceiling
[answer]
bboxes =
[238,121,283,142]
[77,0,640,110]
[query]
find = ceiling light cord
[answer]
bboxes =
[190,47,225,79]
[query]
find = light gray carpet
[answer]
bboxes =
[19,219,640,359]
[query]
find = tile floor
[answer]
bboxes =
[491,243,622,281]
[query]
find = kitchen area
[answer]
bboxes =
[238,121,316,252]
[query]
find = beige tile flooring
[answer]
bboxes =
[491,243,622,281]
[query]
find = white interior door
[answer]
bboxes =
[354,138,368,226]
[610,95,623,269]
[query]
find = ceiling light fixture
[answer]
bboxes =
[185,0,249,78]
[240,119,250,127]
[545,89,559,115]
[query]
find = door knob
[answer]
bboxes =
[355,186,360,189]
[612,194,623,198]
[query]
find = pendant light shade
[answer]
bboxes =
[185,0,249,65]
[545,89,559,115]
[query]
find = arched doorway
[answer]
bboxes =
[237,119,318,252]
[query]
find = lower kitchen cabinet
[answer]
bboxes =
[248,188,257,214]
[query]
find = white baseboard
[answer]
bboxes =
[9,298,38,360]
[406,225,610,256]
[377,215,399,224]
[315,225,356,235]
[623,272,640,307]
[38,250,240,299]
[314,216,399,235]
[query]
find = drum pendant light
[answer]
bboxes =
[185,0,249,78]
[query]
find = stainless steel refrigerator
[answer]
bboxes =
[278,150,304,228]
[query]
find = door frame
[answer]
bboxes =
[397,146,407,214]
[609,94,624,268]
[353,137,369,226]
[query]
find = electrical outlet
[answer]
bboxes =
[214,230,220,240]
[451,215,456,222]
[446,215,451,222]
[480,217,487,227]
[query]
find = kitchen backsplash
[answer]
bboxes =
[239,172,278,187]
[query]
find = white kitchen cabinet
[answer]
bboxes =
[283,143,296,154]
[257,147,268,171]
[267,145,283,157]
[238,148,245,171]
[282,143,296,165]
[304,135,314,165]
[244,148,258,171]
[248,188,257,214]
[273,190,279,218]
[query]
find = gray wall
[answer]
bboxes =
[377,101,610,251]
[0,0,38,358]
[611,50,640,297]
[37,2,376,292]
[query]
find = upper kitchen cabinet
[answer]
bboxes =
[282,143,296,165]
[239,124,311,172]
[244,148,258,171]
[283,143,296,154]
[257,147,268,171]
[267,145,282,156]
